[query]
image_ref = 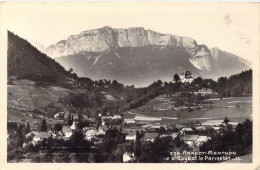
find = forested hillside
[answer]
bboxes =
[8,31,71,85]
[216,69,252,97]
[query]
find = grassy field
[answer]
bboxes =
[124,96,252,125]
[8,109,64,130]
[7,81,73,130]
[8,84,72,113]
[8,80,252,129]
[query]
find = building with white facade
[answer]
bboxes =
[180,71,193,83]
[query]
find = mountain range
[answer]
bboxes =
[41,26,250,86]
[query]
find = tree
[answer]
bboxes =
[67,113,73,126]
[77,115,84,130]
[111,80,119,88]
[16,124,25,147]
[54,123,62,133]
[7,121,18,135]
[150,138,160,162]
[71,115,74,125]
[223,117,230,126]
[69,130,84,150]
[25,122,31,134]
[40,118,48,132]
[217,77,228,97]
[173,74,180,83]
[135,131,142,161]
[193,76,203,87]
[96,117,102,130]
[68,68,73,74]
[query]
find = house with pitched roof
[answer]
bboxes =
[123,152,135,162]
[194,88,214,96]
[122,126,142,133]
[62,126,73,138]
[180,127,193,135]
[181,135,199,147]
[159,134,171,138]
[124,119,136,124]
[125,132,136,141]
[194,125,206,131]
[25,131,39,138]
[143,133,159,142]
[98,125,108,135]
[195,136,211,147]
[85,129,99,141]
[171,132,179,140]
[112,114,122,120]
[54,112,65,119]
[33,131,52,142]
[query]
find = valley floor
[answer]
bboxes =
[123,96,252,127]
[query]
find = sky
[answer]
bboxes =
[1,2,259,61]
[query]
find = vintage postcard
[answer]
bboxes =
[0,2,259,170]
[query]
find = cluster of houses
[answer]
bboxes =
[25,113,123,145]
[194,87,218,97]
[121,118,239,162]
[22,108,239,163]
[122,123,212,148]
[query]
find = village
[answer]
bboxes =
[5,3,255,164]
[16,107,239,163]
[7,70,248,163]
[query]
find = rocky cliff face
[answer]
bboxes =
[189,45,212,70]
[46,26,212,70]
[45,27,251,86]
[55,45,202,87]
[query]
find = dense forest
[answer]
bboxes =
[216,69,252,97]
[8,31,77,86]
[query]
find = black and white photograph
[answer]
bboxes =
[0,2,259,168]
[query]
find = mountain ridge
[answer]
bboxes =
[55,45,203,87]
[210,47,252,68]
[25,26,251,86]
[46,26,212,71]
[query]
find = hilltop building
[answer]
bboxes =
[180,71,193,83]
